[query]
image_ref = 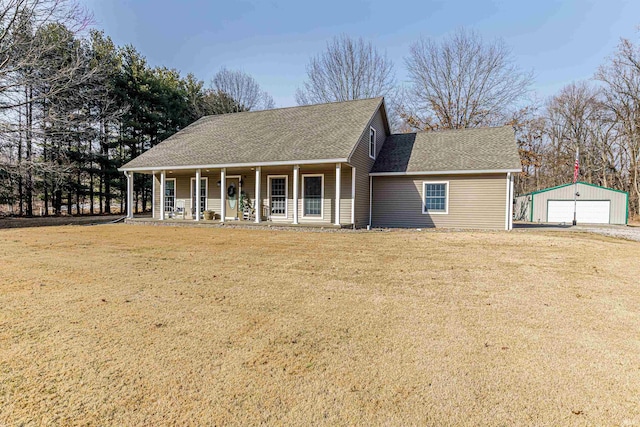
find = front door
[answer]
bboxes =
[226,178,239,219]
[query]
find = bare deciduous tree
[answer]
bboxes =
[513,82,624,211]
[295,34,395,105]
[211,67,274,112]
[596,37,640,216]
[0,0,92,109]
[403,28,532,131]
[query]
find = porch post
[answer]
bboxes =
[152,173,156,219]
[335,163,341,226]
[351,166,356,226]
[126,171,134,219]
[255,167,261,223]
[160,171,166,220]
[293,164,299,224]
[195,168,201,221]
[220,168,226,222]
[509,173,514,230]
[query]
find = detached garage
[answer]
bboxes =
[514,182,628,225]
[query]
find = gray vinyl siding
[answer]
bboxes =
[156,172,223,219]
[340,166,353,225]
[206,172,222,217]
[526,183,627,224]
[372,174,507,230]
[349,106,387,228]
[262,165,347,224]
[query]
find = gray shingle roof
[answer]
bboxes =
[121,97,383,170]
[371,126,521,174]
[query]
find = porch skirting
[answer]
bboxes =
[124,217,351,229]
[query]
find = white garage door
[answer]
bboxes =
[547,200,610,224]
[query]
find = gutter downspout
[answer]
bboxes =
[368,175,372,230]
[505,172,511,231]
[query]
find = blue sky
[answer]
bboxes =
[81,0,640,108]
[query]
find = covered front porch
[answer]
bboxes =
[123,162,356,227]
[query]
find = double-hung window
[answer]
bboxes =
[369,127,376,159]
[164,179,176,213]
[302,174,323,218]
[191,177,208,215]
[423,182,448,214]
[269,176,287,216]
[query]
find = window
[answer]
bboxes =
[269,176,287,217]
[164,179,176,213]
[423,182,448,214]
[369,127,376,159]
[302,174,324,218]
[190,177,208,216]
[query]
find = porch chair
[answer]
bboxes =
[242,205,255,222]
[174,200,185,219]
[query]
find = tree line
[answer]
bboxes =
[0,0,272,216]
[2,1,640,218]
[293,30,640,218]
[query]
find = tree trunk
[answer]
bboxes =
[25,86,33,217]
[18,103,24,216]
[104,122,112,214]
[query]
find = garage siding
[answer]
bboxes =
[529,183,627,224]
[371,174,507,229]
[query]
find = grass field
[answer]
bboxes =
[1,225,639,426]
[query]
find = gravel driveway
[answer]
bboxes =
[577,226,640,242]
[514,222,640,242]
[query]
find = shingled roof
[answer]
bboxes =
[121,97,384,171]
[371,126,521,174]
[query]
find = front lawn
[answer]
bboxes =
[1,225,639,425]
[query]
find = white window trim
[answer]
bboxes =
[164,178,177,214]
[267,175,288,219]
[301,173,324,220]
[422,181,449,215]
[190,176,208,212]
[369,126,376,160]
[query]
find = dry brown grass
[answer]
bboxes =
[1,225,639,426]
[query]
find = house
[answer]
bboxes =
[119,97,521,230]
[515,182,628,225]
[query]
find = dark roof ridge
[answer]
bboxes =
[388,124,513,138]
[200,96,384,119]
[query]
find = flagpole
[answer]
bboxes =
[573,147,579,226]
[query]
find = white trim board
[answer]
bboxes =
[370,169,521,176]
[152,174,156,219]
[119,158,348,172]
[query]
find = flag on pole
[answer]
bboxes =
[573,149,580,183]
